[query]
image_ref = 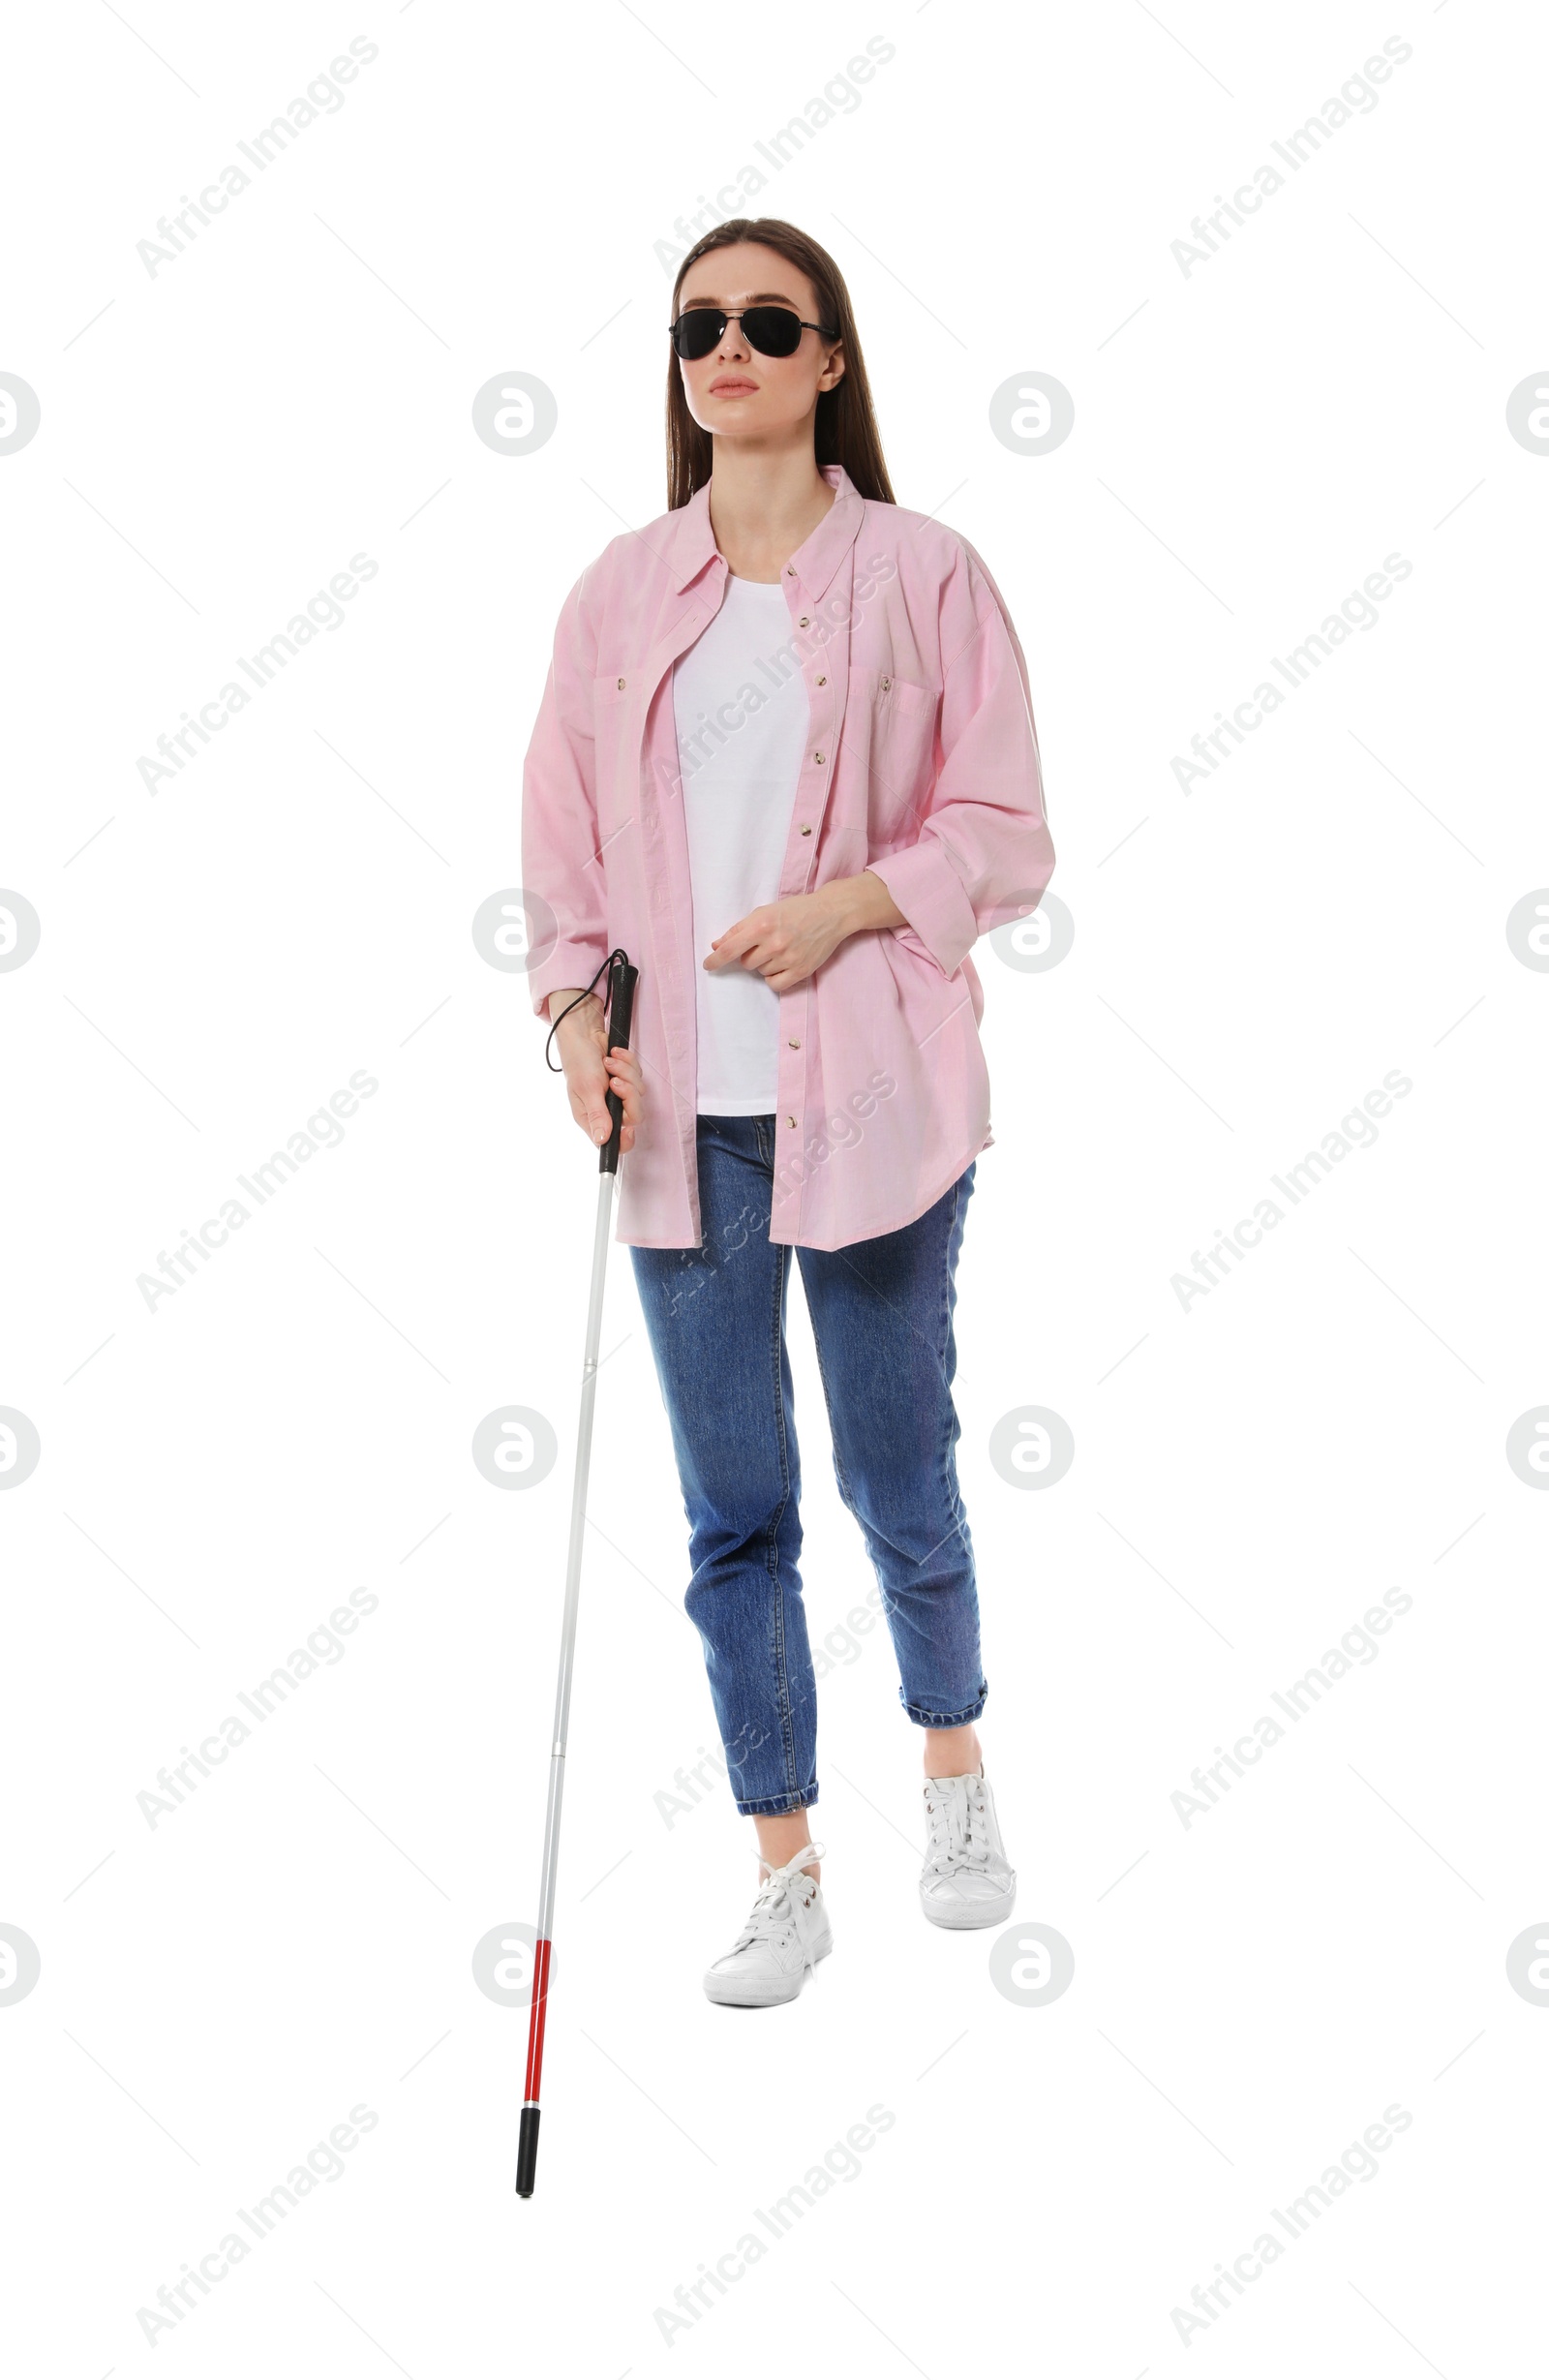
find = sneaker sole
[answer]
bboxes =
[919,1879,1017,1931]
[703,1940,832,2007]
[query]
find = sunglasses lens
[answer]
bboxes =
[743,308,803,356]
[673,312,724,359]
[671,307,811,359]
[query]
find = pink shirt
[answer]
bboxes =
[520,462,1055,1250]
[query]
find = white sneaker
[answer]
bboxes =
[919,1770,1017,1930]
[703,1843,832,2007]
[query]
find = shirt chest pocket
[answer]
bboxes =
[852,667,937,839]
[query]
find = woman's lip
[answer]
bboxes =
[711,381,758,394]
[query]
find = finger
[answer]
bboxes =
[706,925,754,968]
[600,1059,640,1121]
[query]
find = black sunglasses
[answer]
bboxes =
[669,304,837,361]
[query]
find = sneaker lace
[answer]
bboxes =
[924,1776,987,1874]
[730,1842,827,1952]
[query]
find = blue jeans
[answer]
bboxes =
[629,1113,987,1816]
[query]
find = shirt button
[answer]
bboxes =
[800,825,811,837]
[881,676,892,691]
[799,616,809,627]
[787,1039,801,1049]
[786,566,795,576]
[786,1116,796,1127]
[813,751,825,765]
[618,677,625,689]
[816,675,827,687]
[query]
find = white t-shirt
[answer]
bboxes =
[671,575,808,1114]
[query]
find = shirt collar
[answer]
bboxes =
[661,461,865,602]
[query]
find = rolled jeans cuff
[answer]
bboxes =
[732,1782,822,1818]
[902,1683,987,1728]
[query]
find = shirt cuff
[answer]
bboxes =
[865,842,980,979]
[527,936,611,1022]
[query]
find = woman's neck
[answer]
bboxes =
[707,447,836,583]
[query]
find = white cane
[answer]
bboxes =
[517,949,638,2197]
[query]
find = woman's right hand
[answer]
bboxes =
[548,990,644,1155]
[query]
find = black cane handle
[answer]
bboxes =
[598,959,638,1176]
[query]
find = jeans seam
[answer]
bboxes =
[806,1311,859,1517]
[767,1216,803,1808]
[936,1175,974,1571]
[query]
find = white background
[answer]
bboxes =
[3,1,1545,2371]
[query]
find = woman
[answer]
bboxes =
[521,217,1054,2008]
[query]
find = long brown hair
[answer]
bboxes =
[665,218,896,511]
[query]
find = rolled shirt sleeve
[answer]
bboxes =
[520,565,612,1019]
[866,538,1054,981]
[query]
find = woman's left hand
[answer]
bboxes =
[703,884,854,993]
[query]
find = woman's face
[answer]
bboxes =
[673,242,844,444]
